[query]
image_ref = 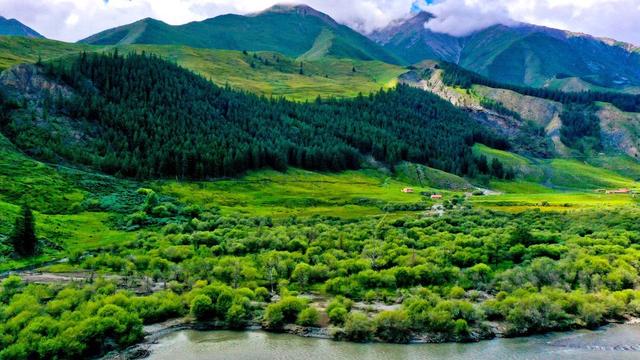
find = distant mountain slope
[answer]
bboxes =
[372,12,640,90]
[0,52,505,179]
[0,16,44,38]
[80,5,402,64]
[400,60,640,160]
[0,37,404,101]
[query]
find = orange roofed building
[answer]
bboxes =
[606,188,631,194]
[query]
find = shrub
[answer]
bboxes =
[190,295,214,320]
[262,296,306,330]
[343,312,375,342]
[297,307,320,327]
[226,302,249,328]
[373,310,412,343]
[328,306,348,326]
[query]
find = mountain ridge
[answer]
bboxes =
[371,11,640,90]
[0,16,45,38]
[79,5,402,64]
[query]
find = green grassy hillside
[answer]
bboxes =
[80,5,402,65]
[120,45,404,100]
[0,37,405,101]
[0,36,92,71]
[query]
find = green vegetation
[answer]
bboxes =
[0,37,91,71]
[2,52,506,180]
[9,205,37,257]
[79,5,402,65]
[0,36,405,102]
[560,105,602,153]
[2,15,640,360]
[122,45,405,101]
[440,61,640,112]
[4,192,640,358]
[376,13,640,89]
[1,114,640,357]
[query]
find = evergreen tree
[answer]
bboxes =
[11,205,37,257]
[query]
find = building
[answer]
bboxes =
[606,188,631,194]
[431,194,443,200]
[401,188,414,193]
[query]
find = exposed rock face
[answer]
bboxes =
[598,104,640,159]
[0,63,74,101]
[399,65,553,157]
[0,64,98,157]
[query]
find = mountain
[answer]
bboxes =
[0,52,503,179]
[79,4,402,64]
[0,16,44,38]
[371,12,640,90]
[400,60,640,160]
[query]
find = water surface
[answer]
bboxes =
[148,324,640,360]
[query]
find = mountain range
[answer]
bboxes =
[371,11,640,90]
[0,16,44,38]
[4,4,640,92]
[79,4,402,64]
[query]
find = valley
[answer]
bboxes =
[1,3,640,360]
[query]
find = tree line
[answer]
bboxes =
[438,62,640,112]
[0,51,511,180]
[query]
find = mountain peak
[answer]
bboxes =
[258,4,336,24]
[412,11,435,22]
[0,16,45,38]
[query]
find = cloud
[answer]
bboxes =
[0,0,638,45]
[417,0,640,44]
[418,0,515,37]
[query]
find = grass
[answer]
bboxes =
[473,144,640,190]
[394,162,472,190]
[0,133,138,271]
[0,36,93,71]
[156,168,440,218]
[473,144,544,182]
[470,192,637,212]
[0,134,86,214]
[0,200,136,272]
[118,45,405,101]
[0,36,406,101]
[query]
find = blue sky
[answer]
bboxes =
[0,0,638,45]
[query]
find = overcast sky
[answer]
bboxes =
[1,0,639,45]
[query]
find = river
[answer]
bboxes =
[147,323,640,360]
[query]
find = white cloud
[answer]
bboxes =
[417,0,515,37]
[419,0,640,44]
[0,0,638,45]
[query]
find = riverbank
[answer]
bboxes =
[126,324,640,360]
[100,315,640,360]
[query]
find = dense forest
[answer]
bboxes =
[438,62,640,112]
[0,52,510,180]
[559,105,602,153]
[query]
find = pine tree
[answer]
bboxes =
[11,205,37,257]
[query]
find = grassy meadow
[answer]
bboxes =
[0,36,405,101]
[3,129,640,272]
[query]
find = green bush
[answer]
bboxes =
[190,295,214,320]
[343,312,375,342]
[328,306,348,326]
[296,307,320,327]
[373,310,412,343]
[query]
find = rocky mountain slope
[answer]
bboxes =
[372,12,640,91]
[400,61,640,160]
